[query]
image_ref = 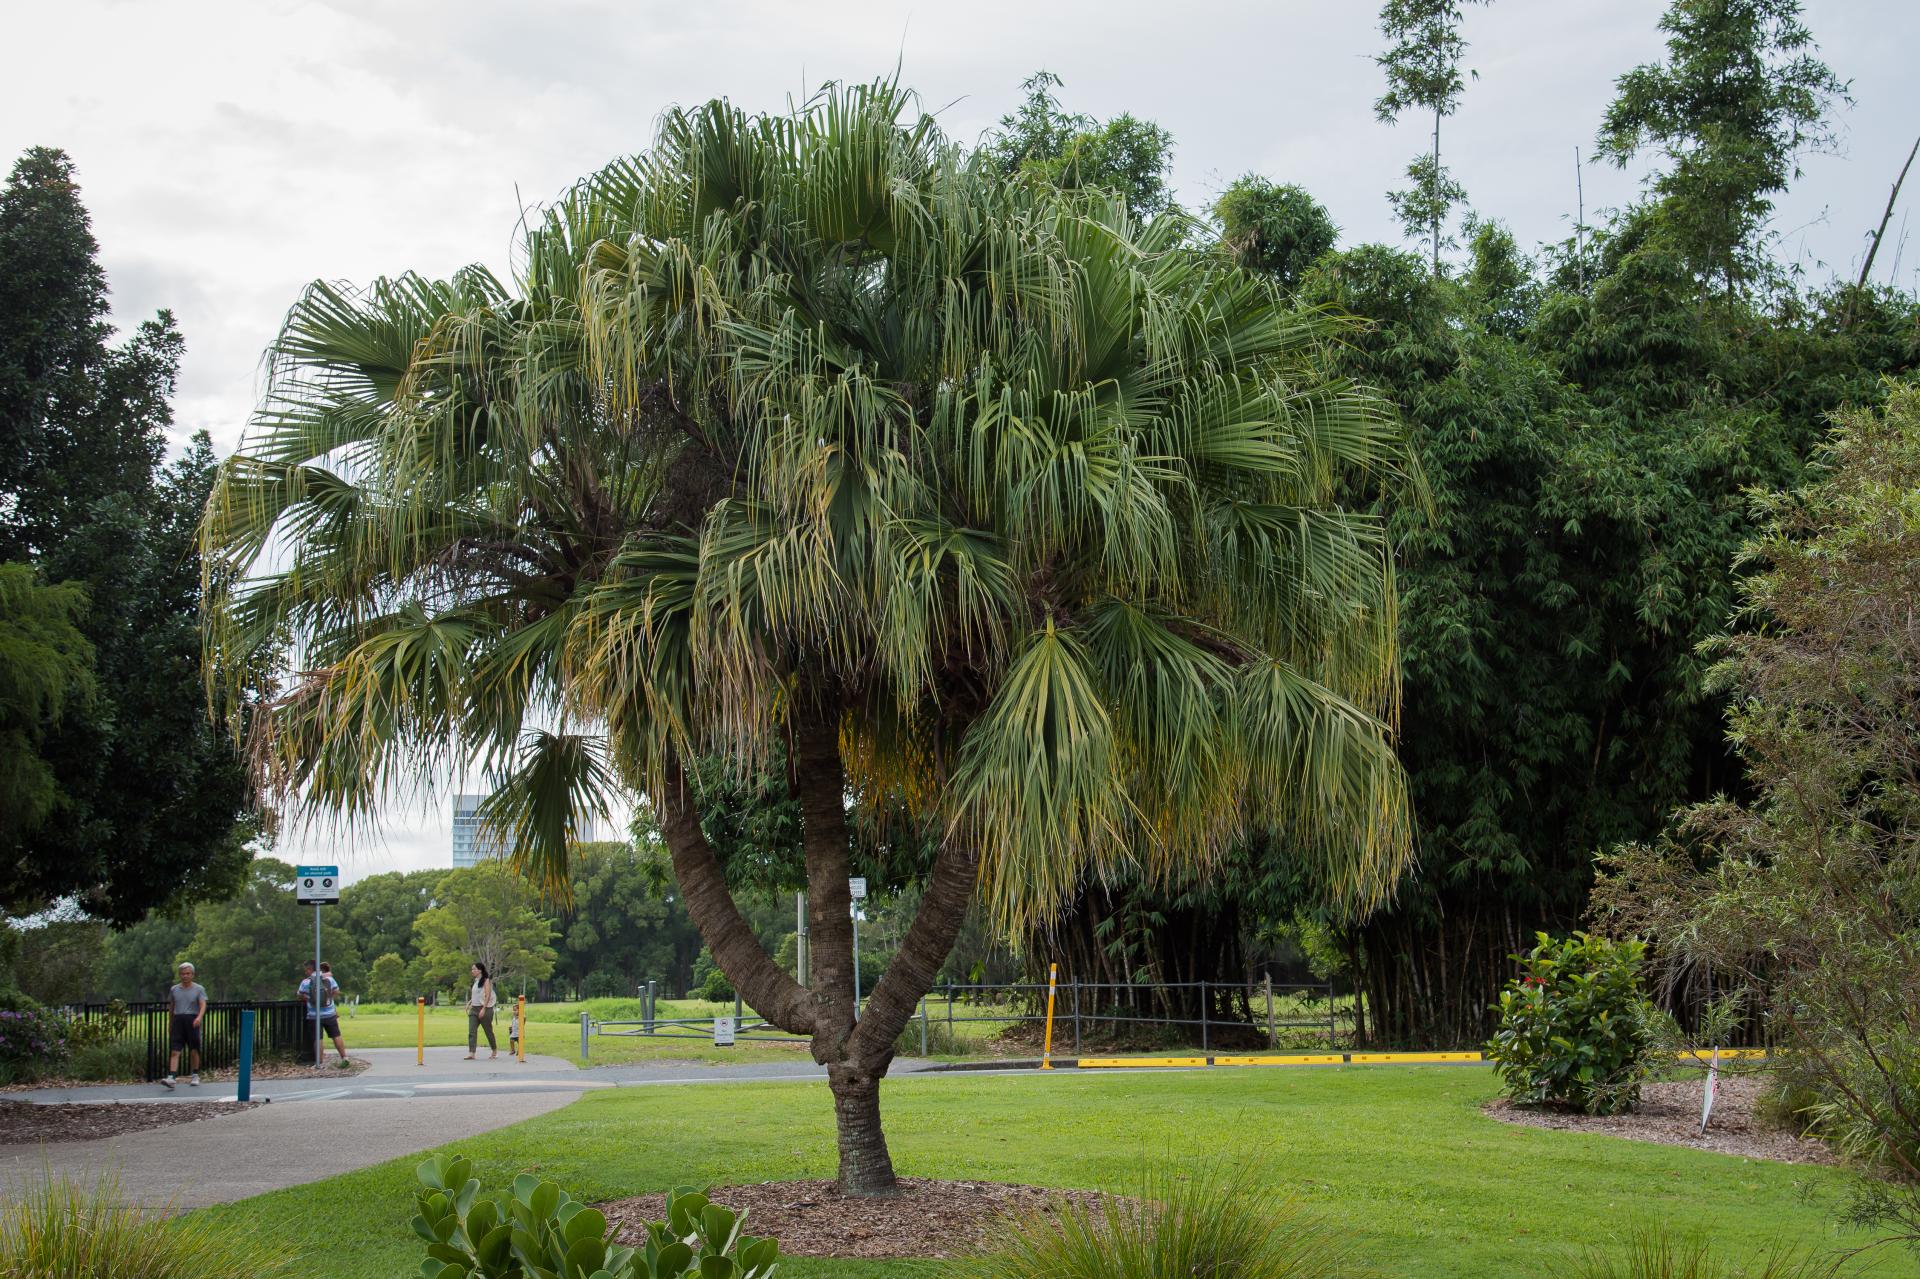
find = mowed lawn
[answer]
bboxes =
[340,1002,816,1067]
[195,1066,1898,1279]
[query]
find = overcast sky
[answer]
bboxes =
[6,0,1915,884]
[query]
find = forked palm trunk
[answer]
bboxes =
[655,719,980,1197]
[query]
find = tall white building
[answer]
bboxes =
[451,793,508,867]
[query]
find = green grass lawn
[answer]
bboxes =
[340,1004,815,1067]
[195,1065,1898,1278]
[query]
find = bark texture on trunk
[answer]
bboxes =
[826,1062,897,1194]
[663,706,982,1198]
[655,756,814,1035]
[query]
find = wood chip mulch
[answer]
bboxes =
[1486,1074,1834,1165]
[601,1177,1110,1259]
[0,1100,257,1145]
[201,1056,369,1082]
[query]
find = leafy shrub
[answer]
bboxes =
[959,1162,1346,1279]
[0,1004,71,1079]
[412,1154,779,1279]
[67,1039,143,1082]
[0,1170,291,1278]
[1568,1226,1830,1278]
[1487,932,1654,1115]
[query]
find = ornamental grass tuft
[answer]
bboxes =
[960,1159,1352,1279]
[0,1170,293,1279]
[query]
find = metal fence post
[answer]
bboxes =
[1072,980,1081,1057]
[580,1010,591,1062]
[1200,979,1209,1053]
[918,998,928,1056]
[1328,979,1337,1049]
[1265,974,1275,1049]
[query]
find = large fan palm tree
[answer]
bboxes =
[203,80,1416,1195]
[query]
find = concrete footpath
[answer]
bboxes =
[0,1048,946,1209]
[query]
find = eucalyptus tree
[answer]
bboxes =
[202,81,1415,1194]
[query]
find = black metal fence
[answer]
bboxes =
[63,1001,312,1081]
[593,977,1352,1058]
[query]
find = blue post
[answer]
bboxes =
[237,1008,255,1102]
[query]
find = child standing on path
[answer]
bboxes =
[163,962,205,1088]
[466,962,498,1060]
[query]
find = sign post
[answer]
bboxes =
[848,878,867,1020]
[296,865,340,1067]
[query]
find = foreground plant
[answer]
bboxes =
[1569,1226,1837,1279]
[203,78,1415,1193]
[0,1170,290,1279]
[959,1163,1349,1279]
[412,1154,776,1279]
[1487,931,1655,1115]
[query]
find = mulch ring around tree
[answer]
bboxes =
[1486,1074,1834,1166]
[0,1100,257,1145]
[602,1177,1110,1259]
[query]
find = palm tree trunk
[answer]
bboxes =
[660,709,982,1197]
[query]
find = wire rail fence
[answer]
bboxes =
[588,978,1354,1059]
[60,1000,312,1081]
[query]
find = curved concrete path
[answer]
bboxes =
[0,1048,950,1209]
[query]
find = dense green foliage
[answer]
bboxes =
[412,1156,778,1279]
[1487,932,1654,1115]
[1594,388,1920,1240]
[986,72,1175,221]
[0,147,252,925]
[414,860,558,995]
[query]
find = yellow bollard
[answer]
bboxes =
[516,995,526,1063]
[416,996,425,1066]
[1040,962,1059,1070]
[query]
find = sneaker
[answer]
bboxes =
[161,1075,175,1090]
[189,1073,200,1087]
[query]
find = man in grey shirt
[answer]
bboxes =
[164,962,207,1088]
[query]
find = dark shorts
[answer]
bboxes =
[313,1015,341,1039]
[170,1013,201,1051]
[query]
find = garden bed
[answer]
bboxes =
[602,1177,1108,1259]
[0,1099,257,1144]
[1486,1074,1833,1165]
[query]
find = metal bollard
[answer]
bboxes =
[237,1009,255,1103]
[918,998,928,1056]
[580,1010,591,1061]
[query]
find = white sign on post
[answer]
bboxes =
[713,1016,736,1047]
[296,865,340,905]
[848,877,867,900]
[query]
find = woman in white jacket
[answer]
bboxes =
[465,961,498,1060]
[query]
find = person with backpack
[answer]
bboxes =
[299,959,350,1066]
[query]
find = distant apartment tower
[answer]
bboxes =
[451,793,509,867]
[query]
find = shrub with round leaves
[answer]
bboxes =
[412,1154,778,1279]
[1487,931,1654,1115]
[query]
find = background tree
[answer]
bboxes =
[203,81,1416,1194]
[335,869,444,973]
[366,952,409,1003]
[0,148,254,925]
[1374,0,1491,271]
[0,565,91,852]
[185,858,362,1000]
[987,72,1176,221]
[96,910,194,1001]
[413,862,557,998]
[1596,0,1848,292]
[1214,177,1338,292]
